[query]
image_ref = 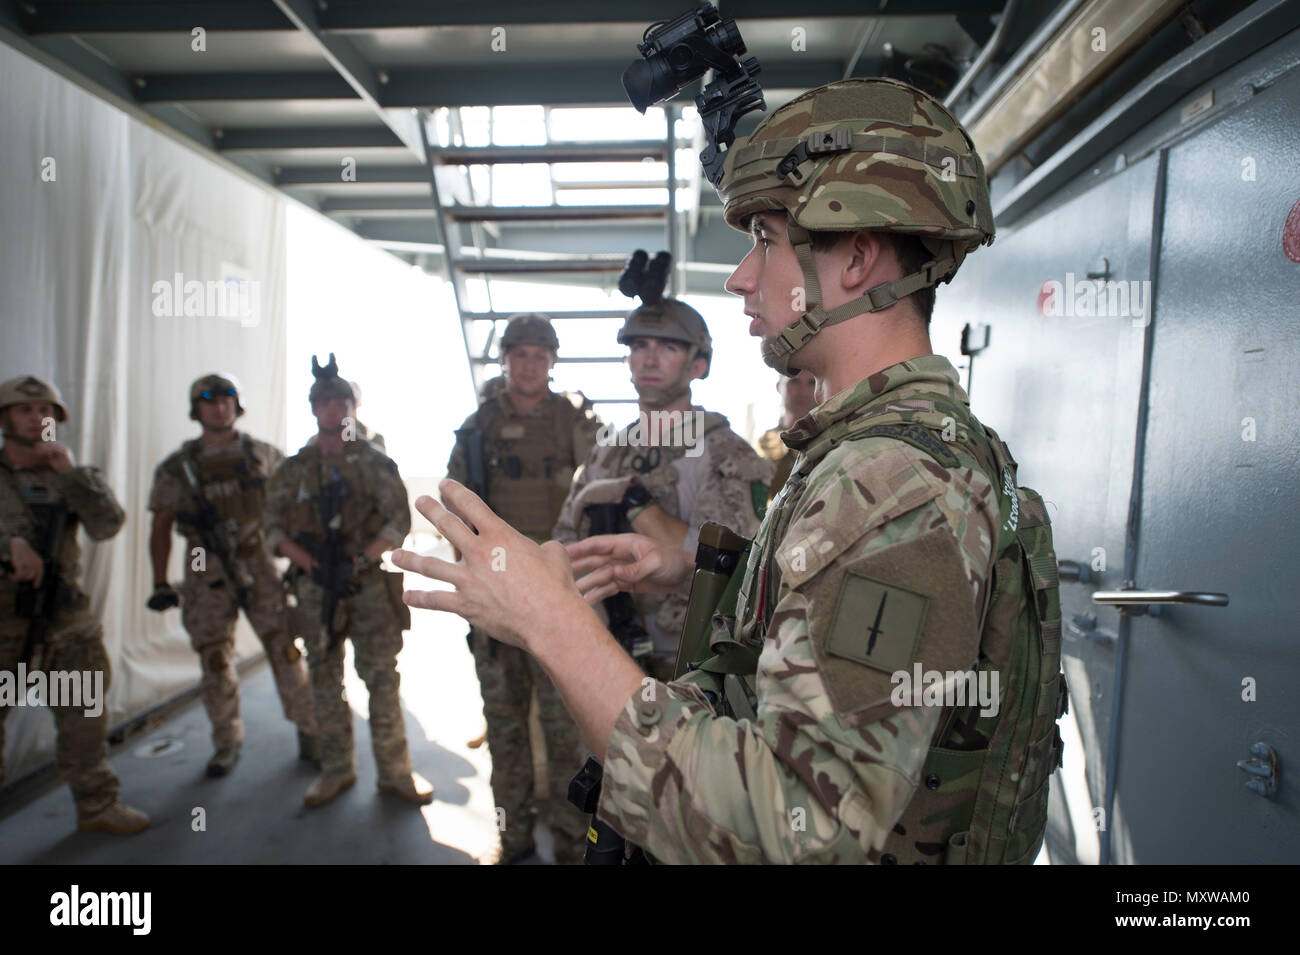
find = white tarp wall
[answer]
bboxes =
[1,42,287,781]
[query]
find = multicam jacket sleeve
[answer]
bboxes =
[60,466,125,541]
[596,438,998,864]
[366,449,412,549]
[262,454,298,556]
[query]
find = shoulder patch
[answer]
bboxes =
[804,526,981,726]
[826,575,929,674]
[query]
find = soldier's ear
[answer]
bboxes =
[842,229,888,292]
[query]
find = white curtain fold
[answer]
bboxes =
[1,42,287,782]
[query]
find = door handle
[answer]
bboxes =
[1092,586,1228,615]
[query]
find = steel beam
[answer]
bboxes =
[215,126,403,150]
[454,257,627,275]
[445,205,667,223]
[464,310,629,321]
[19,1,293,33]
[315,1,1002,29]
[271,0,426,160]
[133,72,354,102]
[433,142,668,164]
[276,164,427,184]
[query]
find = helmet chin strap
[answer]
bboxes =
[760,224,965,376]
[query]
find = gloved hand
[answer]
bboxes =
[146,582,180,612]
[310,557,355,594]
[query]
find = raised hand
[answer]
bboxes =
[391,479,588,651]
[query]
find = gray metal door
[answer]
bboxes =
[935,152,1162,866]
[1108,66,1300,864]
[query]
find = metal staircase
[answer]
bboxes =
[417,105,688,406]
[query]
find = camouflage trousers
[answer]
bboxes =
[471,628,589,864]
[291,570,411,780]
[180,552,316,750]
[0,607,120,818]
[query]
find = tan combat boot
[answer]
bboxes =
[377,771,434,805]
[298,730,321,768]
[78,801,150,835]
[206,745,241,778]
[304,770,357,808]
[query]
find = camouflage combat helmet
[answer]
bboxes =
[618,298,712,374]
[308,353,354,403]
[618,297,713,407]
[718,77,995,374]
[500,313,560,353]
[188,373,245,421]
[0,375,68,422]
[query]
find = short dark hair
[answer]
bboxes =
[808,230,936,325]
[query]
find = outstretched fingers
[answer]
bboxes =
[390,547,468,589]
[401,586,468,617]
[413,493,478,556]
[438,479,501,540]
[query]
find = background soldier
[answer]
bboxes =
[396,77,1066,866]
[0,376,149,834]
[266,354,430,808]
[447,314,601,865]
[307,380,385,452]
[754,368,817,502]
[551,295,772,683]
[147,374,317,777]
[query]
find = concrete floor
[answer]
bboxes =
[0,606,560,865]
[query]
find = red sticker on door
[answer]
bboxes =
[1284,198,1300,264]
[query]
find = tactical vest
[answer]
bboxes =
[166,434,269,548]
[724,387,1066,865]
[0,464,84,601]
[283,446,389,556]
[478,395,586,541]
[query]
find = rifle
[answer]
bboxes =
[295,465,352,651]
[178,457,252,609]
[582,502,653,663]
[16,502,70,669]
[455,424,488,498]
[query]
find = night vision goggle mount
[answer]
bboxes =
[621,2,766,186]
[618,249,672,305]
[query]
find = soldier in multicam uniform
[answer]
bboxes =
[551,298,773,684]
[395,77,1067,865]
[0,376,149,834]
[753,368,816,502]
[447,314,602,865]
[146,374,318,777]
[265,355,431,808]
[307,381,385,452]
